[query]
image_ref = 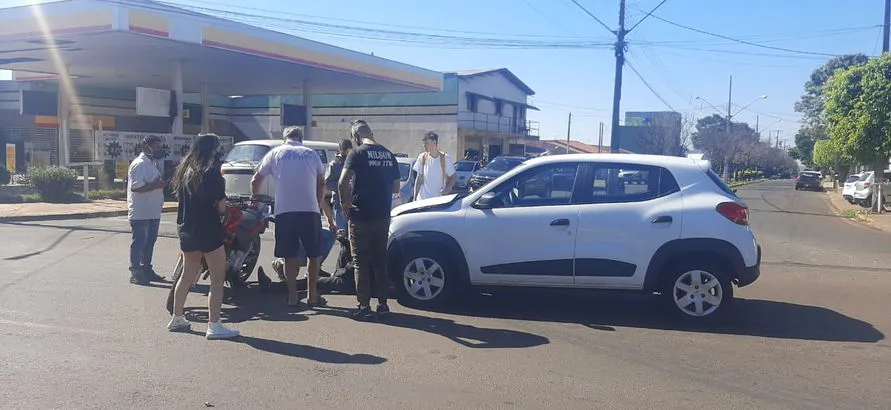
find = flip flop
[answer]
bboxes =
[306,296,328,309]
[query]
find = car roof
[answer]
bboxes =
[396,157,414,164]
[492,156,527,160]
[233,139,340,149]
[521,153,708,171]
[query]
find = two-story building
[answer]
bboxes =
[226,67,539,159]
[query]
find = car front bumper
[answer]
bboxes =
[737,244,761,287]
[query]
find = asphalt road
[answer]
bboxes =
[1,179,890,409]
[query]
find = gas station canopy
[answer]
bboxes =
[0,0,443,96]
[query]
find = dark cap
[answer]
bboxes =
[143,135,162,145]
[423,131,438,143]
[350,119,373,139]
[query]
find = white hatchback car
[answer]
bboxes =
[842,173,863,203]
[387,154,761,322]
[221,139,340,199]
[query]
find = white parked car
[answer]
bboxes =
[453,160,481,192]
[387,154,761,322]
[851,170,891,208]
[392,156,416,209]
[842,173,863,203]
[221,139,340,199]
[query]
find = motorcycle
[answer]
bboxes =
[165,195,275,314]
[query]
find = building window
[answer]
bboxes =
[467,94,478,112]
[495,100,503,116]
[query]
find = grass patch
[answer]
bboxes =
[88,189,127,200]
[841,209,870,222]
[728,179,765,188]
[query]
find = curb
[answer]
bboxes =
[0,205,178,223]
[822,191,888,233]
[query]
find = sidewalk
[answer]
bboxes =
[0,199,177,222]
[822,183,891,233]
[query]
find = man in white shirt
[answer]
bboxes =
[251,126,336,308]
[127,135,167,285]
[412,131,457,201]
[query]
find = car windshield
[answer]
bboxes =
[455,161,476,171]
[225,144,270,163]
[399,162,411,181]
[485,157,524,171]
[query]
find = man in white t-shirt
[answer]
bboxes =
[412,131,457,201]
[251,126,336,308]
[127,135,167,285]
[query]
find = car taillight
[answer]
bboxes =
[864,181,872,187]
[716,202,749,225]
[795,176,800,181]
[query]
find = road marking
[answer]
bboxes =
[0,318,105,335]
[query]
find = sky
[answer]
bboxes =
[1,0,887,148]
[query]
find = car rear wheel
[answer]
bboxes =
[394,247,458,310]
[662,261,733,322]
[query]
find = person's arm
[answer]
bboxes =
[338,150,358,213]
[442,155,458,194]
[392,159,402,196]
[412,153,424,200]
[129,163,164,193]
[206,171,228,215]
[251,151,273,197]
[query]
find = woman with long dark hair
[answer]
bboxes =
[166,133,239,340]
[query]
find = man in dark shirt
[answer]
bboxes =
[325,139,353,232]
[338,119,401,321]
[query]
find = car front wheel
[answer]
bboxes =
[394,247,458,310]
[663,261,733,322]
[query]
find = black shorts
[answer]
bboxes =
[274,211,322,259]
[177,226,225,254]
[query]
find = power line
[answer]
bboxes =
[568,0,615,34]
[522,0,574,34]
[649,14,841,57]
[625,57,677,112]
[627,0,670,33]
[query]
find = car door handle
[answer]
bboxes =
[651,216,673,224]
[550,218,570,226]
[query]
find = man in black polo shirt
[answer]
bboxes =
[338,120,401,321]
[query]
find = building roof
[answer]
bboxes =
[0,0,442,95]
[530,139,632,154]
[445,68,535,96]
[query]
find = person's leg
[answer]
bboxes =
[349,220,374,316]
[204,244,239,339]
[273,213,302,305]
[370,219,392,309]
[140,219,163,280]
[172,251,203,317]
[129,220,148,284]
[283,257,301,305]
[296,212,324,305]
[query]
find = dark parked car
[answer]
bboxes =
[795,171,823,191]
[467,156,527,191]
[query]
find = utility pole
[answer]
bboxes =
[884,0,890,53]
[609,0,627,153]
[755,114,760,139]
[722,75,733,181]
[598,122,605,152]
[566,112,572,155]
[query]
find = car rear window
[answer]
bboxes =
[845,175,861,183]
[225,144,270,163]
[706,169,737,197]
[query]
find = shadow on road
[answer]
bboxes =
[236,336,387,365]
[317,306,549,349]
[2,229,74,261]
[439,290,884,343]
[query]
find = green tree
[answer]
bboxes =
[824,53,891,211]
[795,53,870,127]
[793,54,868,166]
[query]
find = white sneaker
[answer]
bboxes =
[167,315,191,331]
[206,322,240,340]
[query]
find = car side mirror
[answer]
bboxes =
[474,192,501,209]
